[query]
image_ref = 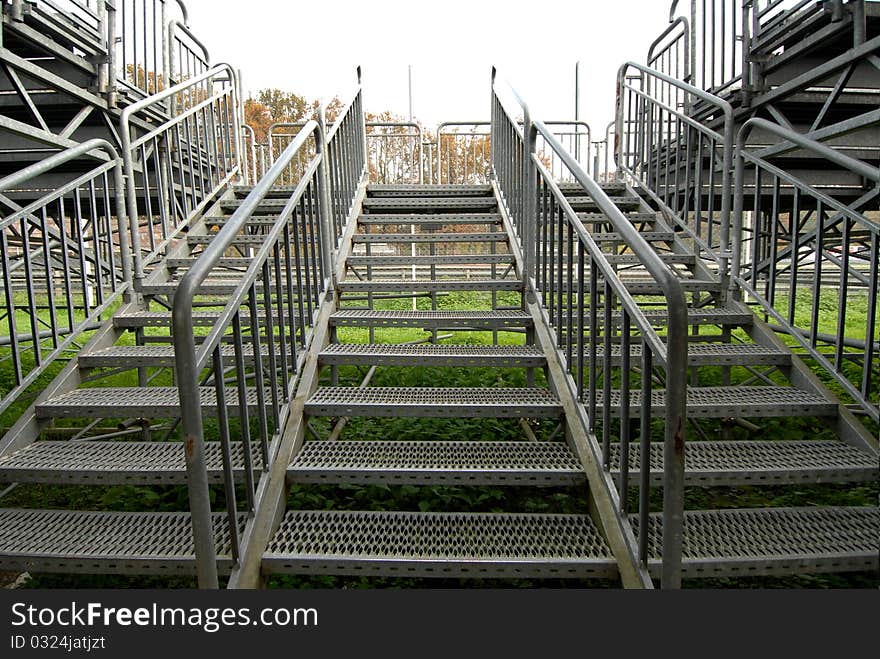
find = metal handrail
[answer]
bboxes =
[120,63,242,282]
[171,120,330,588]
[616,61,734,273]
[493,68,689,588]
[0,139,132,417]
[732,117,880,422]
[366,121,423,184]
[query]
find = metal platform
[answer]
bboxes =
[337,279,522,293]
[607,441,878,486]
[329,309,533,329]
[0,441,263,485]
[0,509,238,575]
[304,387,563,418]
[595,386,838,418]
[263,510,617,578]
[634,507,880,578]
[318,344,546,367]
[35,386,266,419]
[287,440,585,486]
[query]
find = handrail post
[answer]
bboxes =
[522,109,537,290]
[105,0,118,108]
[316,106,337,290]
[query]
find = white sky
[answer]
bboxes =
[182,0,671,134]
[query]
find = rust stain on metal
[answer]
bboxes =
[185,434,197,459]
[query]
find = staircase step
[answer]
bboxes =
[166,257,253,269]
[614,307,753,327]
[262,510,617,578]
[567,196,641,211]
[352,232,508,243]
[577,212,658,225]
[605,253,696,266]
[329,310,533,329]
[203,216,278,227]
[634,506,879,578]
[304,387,562,418]
[337,279,521,293]
[35,386,265,419]
[0,441,263,485]
[558,182,627,196]
[359,213,502,225]
[591,231,674,242]
[287,440,585,486]
[140,280,271,297]
[367,184,493,197]
[188,234,269,246]
[607,440,878,486]
[596,386,837,418]
[0,509,237,575]
[79,345,292,369]
[592,343,790,366]
[623,279,721,294]
[318,343,546,367]
[114,311,266,328]
[347,254,513,266]
[362,197,498,211]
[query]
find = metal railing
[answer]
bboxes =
[616,61,734,275]
[0,139,131,416]
[327,82,367,245]
[648,9,691,85]
[436,122,491,185]
[366,122,422,184]
[120,63,242,284]
[492,69,689,588]
[266,122,315,187]
[732,117,880,423]
[171,120,333,588]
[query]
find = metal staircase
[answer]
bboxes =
[0,0,877,590]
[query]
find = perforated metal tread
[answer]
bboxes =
[287,440,585,486]
[203,216,278,227]
[607,440,878,486]
[362,197,498,210]
[616,307,753,326]
[139,281,269,297]
[367,184,493,196]
[605,253,696,265]
[577,212,658,224]
[329,309,533,329]
[114,310,266,328]
[352,232,508,243]
[558,181,627,196]
[358,213,502,225]
[592,342,790,366]
[348,254,513,266]
[187,234,272,245]
[318,343,546,367]
[591,231,674,242]
[623,279,722,294]
[263,510,617,578]
[305,387,562,418]
[80,345,293,368]
[0,509,238,574]
[337,279,522,293]
[596,386,837,418]
[0,441,264,485]
[166,257,253,269]
[631,506,880,578]
[36,386,267,419]
[338,279,521,293]
[566,196,641,211]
